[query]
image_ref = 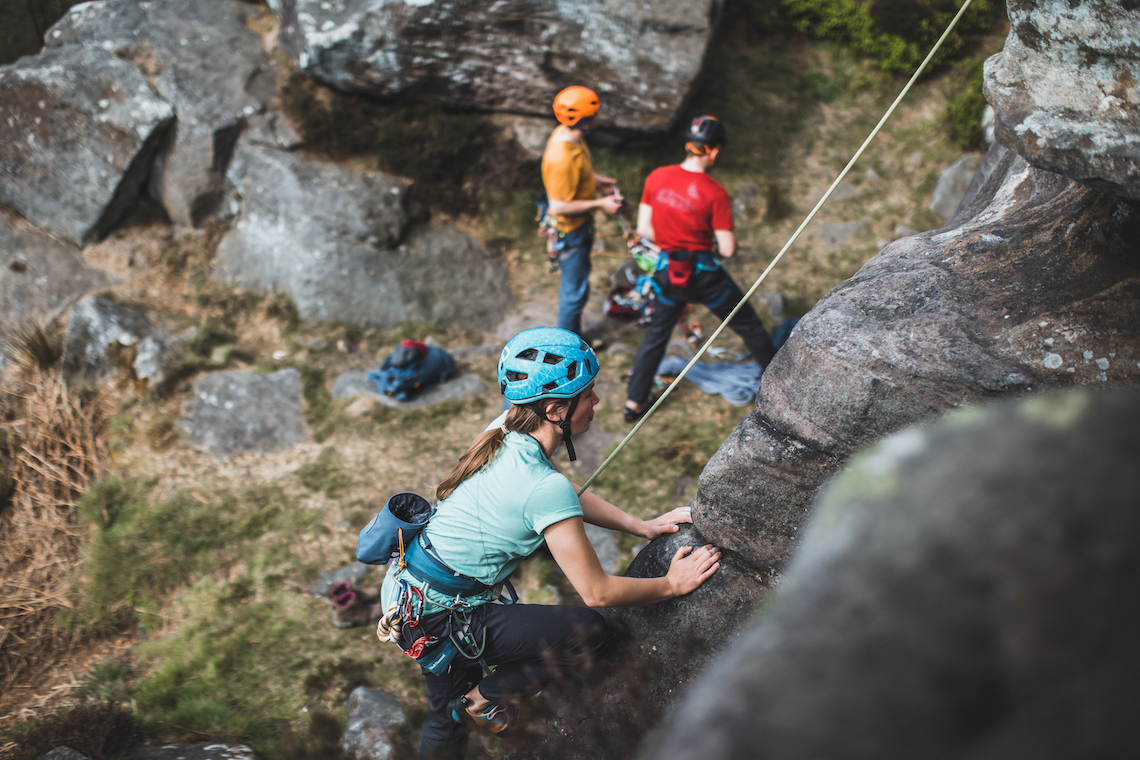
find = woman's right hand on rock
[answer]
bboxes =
[666,544,721,597]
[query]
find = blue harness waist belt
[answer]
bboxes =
[404,534,491,598]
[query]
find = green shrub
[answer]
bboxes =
[67,479,306,635]
[781,0,1000,75]
[943,58,987,149]
[122,578,402,756]
[5,701,142,760]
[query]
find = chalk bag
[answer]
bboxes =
[357,492,435,565]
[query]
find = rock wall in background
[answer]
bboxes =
[693,144,1140,573]
[0,44,174,245]
[271,0,724,131]
[984,0,1140,201]
[215,140,513,330]
[46,0,276,228]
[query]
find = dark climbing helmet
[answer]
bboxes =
[685,115,726,155]
[498,327,598,404]
[553,86,601,127]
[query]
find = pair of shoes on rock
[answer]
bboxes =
[331,602,384,629]
[330,580,380,608]
[329,581,382,629]
[449,696,518,735]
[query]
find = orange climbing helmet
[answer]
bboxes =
[553,86,600,127]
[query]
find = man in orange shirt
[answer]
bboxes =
[541,86,624,339]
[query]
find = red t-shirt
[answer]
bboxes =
[640,165,733,252]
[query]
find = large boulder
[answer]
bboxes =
[600,525,768,730]
[984,0,1140,201]
[340,687,406,760]
[496,524,768,760]
[649,389,1140,760]
[929,153,982,223]
[270,0,724,132]
[46,0,276,228]
[0,44,174,245]
[60,296,159,385]
[0,208,115,330]
[693,143,1140,572]
[182,369,308,456]
[215,141,512,330]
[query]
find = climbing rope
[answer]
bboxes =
[577,0,978,496]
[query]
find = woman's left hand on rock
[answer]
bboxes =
[641,506,693,540]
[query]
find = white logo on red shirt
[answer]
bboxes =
[656,187,696,213]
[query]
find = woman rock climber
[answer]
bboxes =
[378,326,721,759]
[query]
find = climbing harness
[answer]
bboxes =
[535,191,562,271]
[368,496,516,677]
[615,213,659,273]
[576,0,978,496]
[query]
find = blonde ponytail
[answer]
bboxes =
[435,399,570,501]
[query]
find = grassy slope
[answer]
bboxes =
[1,4,1006,756]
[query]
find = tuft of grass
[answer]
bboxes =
[263,291,302,333]
[296,447,352,498]
[118,575,406,757]
[2,321,62,376]
[1,372,108,689]
[77,657,136,703]
[66,479,314,636]
[943,57,988,150]
[151,319,256,397]
[4,701,142,760]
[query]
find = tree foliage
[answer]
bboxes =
[780,0,1000,75]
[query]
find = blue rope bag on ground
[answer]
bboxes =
[368,341,457,401]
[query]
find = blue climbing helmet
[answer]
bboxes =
[497,327,599,461]
[498,327,598,403]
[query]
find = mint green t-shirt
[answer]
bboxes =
[381,431,582,614]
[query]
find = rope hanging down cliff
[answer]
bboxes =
[577,0,979,496]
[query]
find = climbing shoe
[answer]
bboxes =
[623,406,646,423]
[449,696,518,735]
[331,602,383,629]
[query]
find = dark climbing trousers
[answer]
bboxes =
[418,603,608,760]
[627,267,778,407]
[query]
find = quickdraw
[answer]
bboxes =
[376,578,408,644]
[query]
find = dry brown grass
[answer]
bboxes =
[0,370,108,694]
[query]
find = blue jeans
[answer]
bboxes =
[555,223,594,337]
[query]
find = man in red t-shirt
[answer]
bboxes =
[624,116,777,421]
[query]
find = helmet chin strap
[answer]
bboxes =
[533,394,581,462]
[558,394,581,461]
